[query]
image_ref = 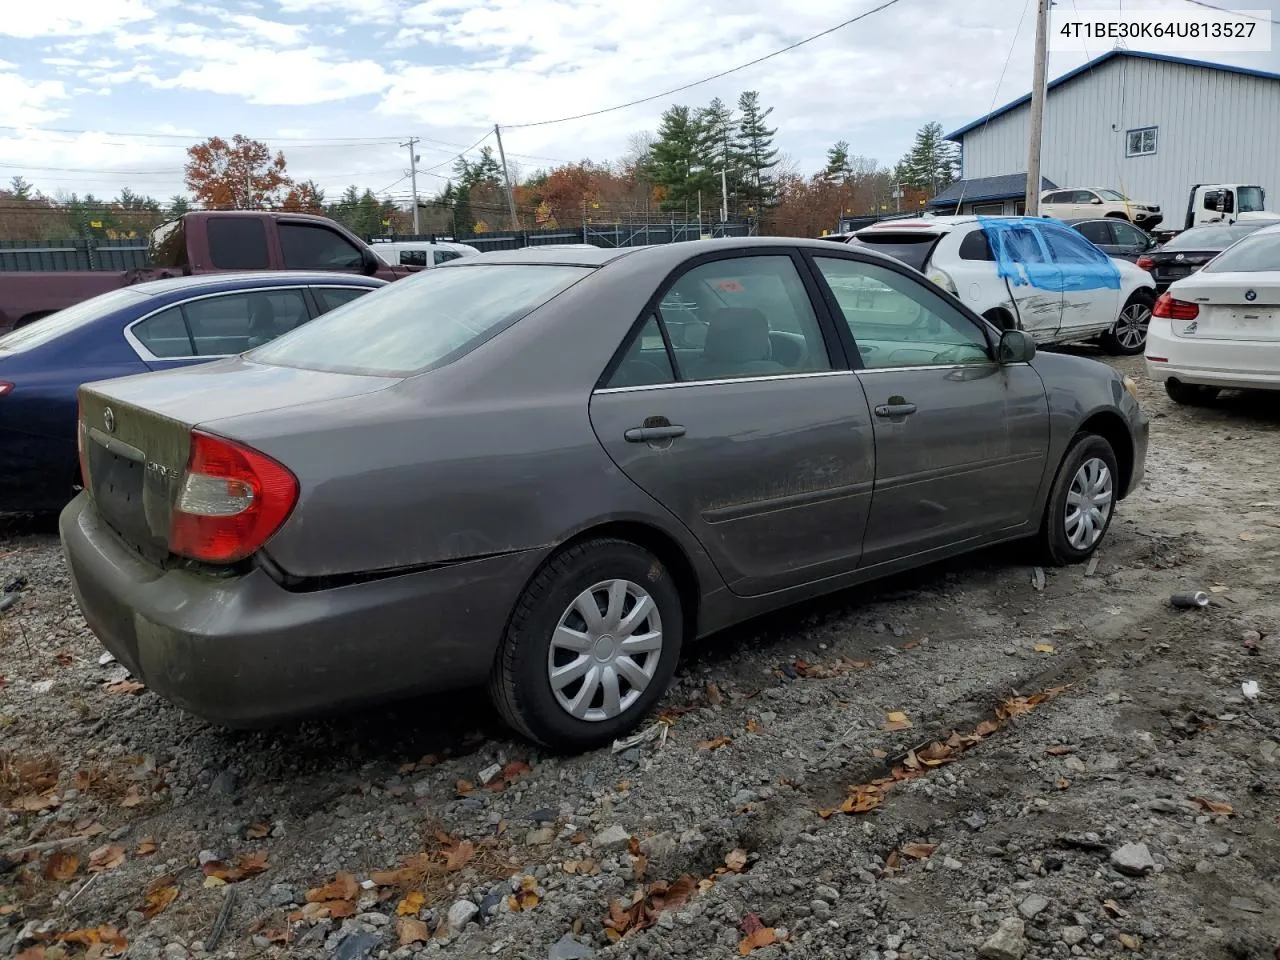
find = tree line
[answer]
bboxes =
[0,118,962,243]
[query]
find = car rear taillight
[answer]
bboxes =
[168,431,298,564]
[1153,293,1199,320]
[1136,255,1155,271]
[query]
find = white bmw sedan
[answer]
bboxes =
[1145,222,1280,404]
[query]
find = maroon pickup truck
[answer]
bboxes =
[0,211,411,333]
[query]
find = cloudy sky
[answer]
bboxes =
[1,0,1278,205]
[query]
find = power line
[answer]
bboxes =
[1179,0,1280,24]
[502,0,912,129]
[0,124,407,143]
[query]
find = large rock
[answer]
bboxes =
[446,899,479,933]
[1110,842,1156,876]
[978,917,1026,960]
[548,933,595,959]
[593,825,632,851]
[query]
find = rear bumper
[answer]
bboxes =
[60,494,544,727]
[1145,320,1280,391]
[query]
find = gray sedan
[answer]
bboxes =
[61,238,1148,751]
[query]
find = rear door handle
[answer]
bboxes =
[874,403,918,418]
[625,424,686,442]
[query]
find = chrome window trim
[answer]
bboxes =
[594,369,855,394]
[122,283,373,363]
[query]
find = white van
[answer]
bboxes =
[368,240,481,270]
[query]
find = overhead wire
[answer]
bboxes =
[500,0,912,129]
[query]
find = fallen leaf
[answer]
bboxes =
[0,904,21,916]
[706,682,724,706]
[43,851,79,881]
[697,736,733,751]
[1102,899,1129,919]
[1190,797,1235,816]
[739,913,764,935]
[739,927,778,955]
[724,848,749,873]
[73,820,106,838]
[397,917,429,946]
[1119,933,1142,951]
[563,859,599,876]
[141,878,179,920]
[871,748,888,759]
[1045,745,1075,756]
[9,791,60,813]
[455,780,475,796]
[901,843,936,860]
[103,680,145,695]
[1034,643,1056,654]
[445,840,475,872]
[974,719,1000,738]
[745,718,758,733]
[14,947,45,960]
[501,760,532,782]
[509,877,541,912]
[202,849,269,883]
[306,872,358,904]
[882,711,913,732]
[120,786,143,808]
[1057,778,1070,790]
[902,641,919,650]
[396,891,425,916]
[245,823,270,840]
[327,900,357,919]
[885,850,901,870]
[203,876,226,888]
[88,844,126,872]
[55,651,74,666]
[136,840,157,856]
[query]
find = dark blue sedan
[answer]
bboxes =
[0,271,386,512]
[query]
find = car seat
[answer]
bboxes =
[688,308,787,380]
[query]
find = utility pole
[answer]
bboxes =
[720,169,729,225]
[1024,0,1051,216]
[401,137,421,234]
[493,124,520,231]
[244,167,252,210]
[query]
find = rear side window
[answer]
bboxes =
[434,249,464,265]
[183,289,310,356]
[314,286,372,313]
[248,264,593,376]
[1074,221,1114,245]
[1202,232,1280,273]
[131,307,192,358]
[1040,224,1110,265]
[958,229,994,260]
[399,250,428,266]
[280,223,364,271]
[605,315,676,388]
[207,218,270,270]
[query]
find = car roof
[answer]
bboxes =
[128,271,388,297]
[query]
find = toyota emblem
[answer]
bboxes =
[1245,289,1257,301]
[103,407,115,433]
[1175,253,1185,261]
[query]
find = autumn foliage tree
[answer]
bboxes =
[185,134,291,210]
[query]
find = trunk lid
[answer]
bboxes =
[1169,273,1280,342]
[79,359,395,562]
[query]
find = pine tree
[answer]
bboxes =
[167,196,191,218]
[896,122,961,193]
[455,146,504,187]
[824,141,852,183]
[697,97,745,218]
[8,176,32,200]
[734,91,779,212]
[650,105,716,216]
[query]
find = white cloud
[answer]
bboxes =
[273,0,401,23]
[1,0,154,38]
[0,65,68,127]
[227,13,308,45]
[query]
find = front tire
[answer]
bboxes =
[1037,433,1120,566]
[1100,292,1153,355]
[1165,379,1219,406]
[488,538,683,751]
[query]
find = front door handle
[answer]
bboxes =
[625,424,686,442]
[874,402,918,418]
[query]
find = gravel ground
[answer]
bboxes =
[1,353,1278,960]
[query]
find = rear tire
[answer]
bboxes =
[488,538,683,752]
[1100,292,1153,355]
[1165,379,1219,406]
[1037,432,1120,566]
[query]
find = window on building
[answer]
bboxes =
[1126,126,1157,157]
[972,202,1004,216]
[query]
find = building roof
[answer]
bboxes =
[945,49,1280,142]
[929,174,1058,207]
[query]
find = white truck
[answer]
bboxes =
[1183,184,1274,229]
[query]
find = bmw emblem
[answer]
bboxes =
[1245,289,1257,301]
[103,407,115,433]
[1175,253,1185,261]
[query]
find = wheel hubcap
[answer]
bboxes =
[1064,457,1114,550]
[1117,303,1151,348]
[548,579,663,722]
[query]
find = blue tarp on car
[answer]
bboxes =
[978,216,1122,293]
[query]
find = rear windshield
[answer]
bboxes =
[847,233,941,271]
[247,263,593,377]
[0,287,150,354]
[1162,223,1272,250]
[1202,231,1280,273]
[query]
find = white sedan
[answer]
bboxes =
[1145,222,1280,404]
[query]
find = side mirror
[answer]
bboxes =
[360,247,381,276]
[997,329,1036,364]
[1090,197,1103,204]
